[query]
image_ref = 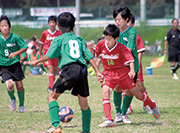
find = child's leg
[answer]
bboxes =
[122,89,133,115]
[48,65,55,89]
[6,79,15,100]
[78,95,91,133]
[15,81,25,107]
[47,91,61,127]
[113,86,122,113]
[102,86,113,121]
[129,87,155,109]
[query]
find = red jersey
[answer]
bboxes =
[136,33,145,54]
[95,40,134,70]
[39,29,62,53]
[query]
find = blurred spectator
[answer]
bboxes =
[27,36,39,55]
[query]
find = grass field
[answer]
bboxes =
[0,55,180,133]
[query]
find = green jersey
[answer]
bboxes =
[0,33,28,66]
[117,26,139,72]
[45,32,93,69]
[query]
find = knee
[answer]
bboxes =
[6,80,14,91]
[125,90,133,97]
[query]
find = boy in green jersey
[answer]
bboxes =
[0,15,28,112]
[112,5,160,123]
[30,12,104,133]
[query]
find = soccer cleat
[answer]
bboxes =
[152,101,160,120]
[143,105,153,114]
[19,106,26,112]
[115,112,123,123]
[43,125,62,133]
[173,73,179,80]
[99,117,115,128]
[10,99,16,110]
[126,108,133,115]
[122,114,132,124]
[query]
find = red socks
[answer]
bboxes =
[141,93,155,109]
[103,99,113,121]
[48,74,54,89]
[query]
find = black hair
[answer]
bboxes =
[48,15,57,23]
[57,12,75,33]
[31,45,36,49]
[31,36,37,41]
[113,5,131,23]
[129,13,135,24]
[172,18,179,23]
[103,24,120,39]
[0,15,11,28]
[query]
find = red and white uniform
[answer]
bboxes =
[136,33,146,82]
[39,29,62,67]
[95,40,136,90]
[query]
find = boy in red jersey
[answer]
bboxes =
[88,24,160,127]
[39,15,62,92]
[123,13,152,115]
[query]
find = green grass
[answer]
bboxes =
[0,55,180,133]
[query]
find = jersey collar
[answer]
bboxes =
[1,33,11,41]
[120,26,130,35]
[47,29,57,35]
[105,41,118,52]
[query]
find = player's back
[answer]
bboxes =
[48,32,93,69]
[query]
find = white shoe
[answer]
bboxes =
[152,101,160,120]
[19,106,26,112]
[122,114,132,124]
[10,99,16,110]
[173,73,179,79]
[99,118,115,127]
[115,112,123,123]
[143,105,153,114]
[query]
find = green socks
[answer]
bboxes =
[82,107,91,133]
[7,89,15,100]
[113,91,122,113]
[17,89,25,107]
[49,101,60,127]
[122,94,133,115]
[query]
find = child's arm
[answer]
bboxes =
[128,62,135,79]
[29,56,50,67]
[9,48,27,59]
[89,58,104,83]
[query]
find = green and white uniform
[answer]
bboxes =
[45,32,93,69]
[117,26,139,72]
[0,33,27,66]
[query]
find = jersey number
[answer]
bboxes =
[107,59,114,66]
[4,49,9,56]
[69,40,80,58]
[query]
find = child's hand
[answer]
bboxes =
[8,53,16,59]
[29,60,37,67]
[96,72,104,83]
[128,70,135,79]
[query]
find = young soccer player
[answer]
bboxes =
[0,15,27,112]
[124,13,152,115]
[112,5,160,123]
[29,12,104,133]
[39,15,62,92]
[88,24,160,127]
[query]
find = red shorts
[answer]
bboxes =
[137,63,144,82]
[43,50,58,67]
[43,58,58,67]
[101,67,136,90]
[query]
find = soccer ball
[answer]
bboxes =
[59,106,74,123]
